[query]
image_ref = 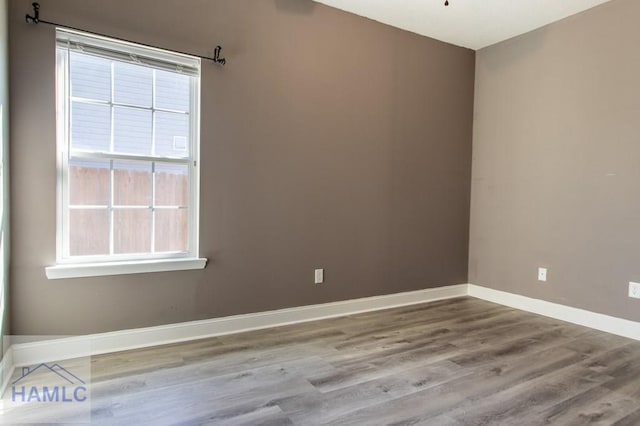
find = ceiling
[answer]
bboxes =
[312,0,614,50]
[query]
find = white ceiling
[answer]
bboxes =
[312,0,614,50]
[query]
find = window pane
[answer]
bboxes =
[60,29,199,261]
[155,209,188,252]
[70,52,111,101]
[114,62,152,107]
[69,158,110,205]
[156,70,190,112]
[155,111,189,158]
[155,163,188,206]
[114,209,151,254]
[114,161,151,206]
[69,209,109,256]
[71,102,111,152]
[113,106,152,155]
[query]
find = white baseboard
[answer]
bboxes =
[6,283,640,374]
[9,284,468,367]
[469,284,640,341]
[0,346,15,398]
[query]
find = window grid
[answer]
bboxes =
[58,37,199,263]
[68,61,192,256]
[67,155,190,256]
[69,97,189,116]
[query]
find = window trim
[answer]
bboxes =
[56,28,200,76]
[51,28,205,277]
[45,258,207,280]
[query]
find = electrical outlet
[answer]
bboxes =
[629,282,640,299]
[538,267,547,282]
[314,269,324,284]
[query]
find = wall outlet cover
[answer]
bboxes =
[538,267,547,282]
[629,282,640,299]
[314,269,324,284]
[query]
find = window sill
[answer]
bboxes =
[45,258,207,280]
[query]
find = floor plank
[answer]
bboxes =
[3,296,640,425]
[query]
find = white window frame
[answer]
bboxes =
[46,29,206,279]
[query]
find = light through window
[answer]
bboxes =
[55,29,201,264]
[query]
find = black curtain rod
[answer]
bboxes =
[25,2,226,66]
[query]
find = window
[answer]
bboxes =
[46,29,206,279]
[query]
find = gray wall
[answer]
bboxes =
[10,0,474,335]
[470,0,640,322]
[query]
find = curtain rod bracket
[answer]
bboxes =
[213,46,226,66]
[24,2,227,66]
[25,2,40,24]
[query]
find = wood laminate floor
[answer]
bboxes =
[4,297,640,425]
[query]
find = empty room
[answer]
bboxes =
[1,0,640,424]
